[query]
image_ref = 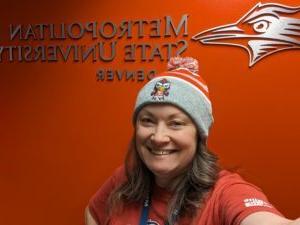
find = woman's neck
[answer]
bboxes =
[155,173,186,191]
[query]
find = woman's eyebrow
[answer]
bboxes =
[169,113,187,119]
[139,110,154,117]
[139,110,189,120]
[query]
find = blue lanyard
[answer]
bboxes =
[139,195,151,225]
[138,194,178,225]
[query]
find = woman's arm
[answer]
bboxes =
[241,212,300,225]
[85,207,98,225]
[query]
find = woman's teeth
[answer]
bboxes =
[148,147,174,155]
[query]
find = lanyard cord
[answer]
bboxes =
[139,194,151,225]
[139,193,179,225]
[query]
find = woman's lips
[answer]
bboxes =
[146,146,177,155]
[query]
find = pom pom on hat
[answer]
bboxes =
[167,56,199,74]
[133,56,213,140]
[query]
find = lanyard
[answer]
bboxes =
[138,194,178,225]
[139,195,151,225]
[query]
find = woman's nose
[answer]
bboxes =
[150,124,170,146]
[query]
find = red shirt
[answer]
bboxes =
[89,166,282,225]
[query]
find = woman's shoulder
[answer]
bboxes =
[88,165,127,224]
[209,169,266,204]
[199,170,282,225]
[97,165,126,191]
[110,165,127,183]
[89,165,126,203]
[215,170,260,190]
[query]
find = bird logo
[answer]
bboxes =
[151,78,171,101]
[192,2,300,67]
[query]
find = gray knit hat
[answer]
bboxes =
[133,57,213,139]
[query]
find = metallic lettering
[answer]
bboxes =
[176,40,188,55]
[124,44,135,61]
[98,41,117,61]
[24,25,37,40]
[68,22,85,39]
[10,24,22,40]
[47,45,58,61]
[107,70,114,81]
[85,22,97,39]
[23,46,32,62]
[165,14,188,37]
[137,43,151,61]
[118,20,133,38]
[149,19,161,37]
[0,47,4,62]
[99,21,117,39]
[134,20,148,38]
[82,45,97,62]
[149,44,163,61]
[49,24,66,40]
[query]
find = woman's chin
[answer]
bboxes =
[148,164,176,177]
[148,167,177,186]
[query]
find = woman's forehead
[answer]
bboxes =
[138,104,189,118]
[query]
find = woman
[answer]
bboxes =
[86,57,300,225]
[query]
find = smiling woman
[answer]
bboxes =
[85,57,300,225]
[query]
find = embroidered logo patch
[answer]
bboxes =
[151,78,171,101]
[244,198,272,208]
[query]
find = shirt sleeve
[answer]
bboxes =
[218,174,283,225]
[88,166,126,224]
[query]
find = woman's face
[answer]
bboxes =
[135,104,198,187]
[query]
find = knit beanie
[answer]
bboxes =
[133,56,213,139]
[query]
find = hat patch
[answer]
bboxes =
[151,78,171,101]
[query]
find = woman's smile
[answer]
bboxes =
[146,145,178,155]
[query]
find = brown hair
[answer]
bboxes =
[105,135,219,224]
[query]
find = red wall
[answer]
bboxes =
[1,0,299,225]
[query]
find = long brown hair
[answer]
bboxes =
[105,136,219,224]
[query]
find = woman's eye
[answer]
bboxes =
[140,118,154,124]
[169,121,184,128]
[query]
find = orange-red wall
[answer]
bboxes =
[1,1,299,225]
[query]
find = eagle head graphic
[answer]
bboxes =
[192,2,300,67]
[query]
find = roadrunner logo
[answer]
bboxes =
[192,2,300,67]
